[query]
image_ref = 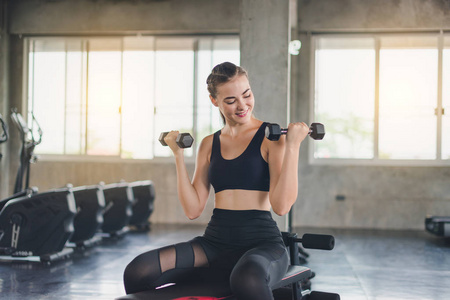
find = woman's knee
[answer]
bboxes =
[230,256,271,299]
[123,251,160,294]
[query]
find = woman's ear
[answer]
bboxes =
[210,95,219,107]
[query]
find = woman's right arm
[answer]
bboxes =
[164,132,212,220]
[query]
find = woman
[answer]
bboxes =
[123,62,310,300]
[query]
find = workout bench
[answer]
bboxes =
[116,232,340,300]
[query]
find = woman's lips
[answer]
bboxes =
[236,109,249,118]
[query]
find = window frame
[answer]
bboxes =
[309,32,450,167]
[22,34,239,163]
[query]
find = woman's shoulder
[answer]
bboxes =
[198,133,215,151]
[202,133,215,143]
[196,133,215,163]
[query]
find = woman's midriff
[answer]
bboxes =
[214,189,271,211]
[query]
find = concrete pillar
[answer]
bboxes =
[240,0,292,230]
[240,0,291,125]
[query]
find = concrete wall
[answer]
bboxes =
[2,0,450,230]
[293,0,450,229]
[9,0,240,35]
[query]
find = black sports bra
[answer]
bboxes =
[208,122,270,193]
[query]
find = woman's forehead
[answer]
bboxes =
[217,75,250,95]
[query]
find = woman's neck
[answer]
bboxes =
[223,117,260,137]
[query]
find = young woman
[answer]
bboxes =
[123,62,310,300]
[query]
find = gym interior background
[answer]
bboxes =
[0,0,450,299]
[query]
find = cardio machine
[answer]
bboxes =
[425,216,450,237]
[68,184,106,248]
[0,110,76,263]
[128,180,156,231]
[100,181,134,237]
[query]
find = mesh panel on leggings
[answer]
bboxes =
[192,241,209,268]
[159,246,176,273]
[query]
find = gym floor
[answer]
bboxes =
[0,224,449,300]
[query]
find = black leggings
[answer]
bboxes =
[124,209,289,300]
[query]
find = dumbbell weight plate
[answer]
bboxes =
[265,124,282,141]
[310,123,325,140]
[176,133,194,148]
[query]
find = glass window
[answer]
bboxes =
[379,36,438,160]
[86,39,122,156]
[153,38,195,158]
[26,36,240,159]
[121,37,155,159]
[28,40,66,155]
[313,34,448,164]
[314,37,375,159]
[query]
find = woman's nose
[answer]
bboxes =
[236,99,245,110]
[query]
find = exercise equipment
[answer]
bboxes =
[0,110,41,213]
[0,187,76,263]
[425,216,450,237]
[0,113,7,160]
[115,232,340,300]
[10,109,42,194]
[128,180,156,231]
[265,123,325,141]
[68,184,105,248]
[159,132,194,148]
[100,182,134,237]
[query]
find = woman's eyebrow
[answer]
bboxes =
[224,95,236,101]
[224,89,251,101]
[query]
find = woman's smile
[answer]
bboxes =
[236,109,249,118]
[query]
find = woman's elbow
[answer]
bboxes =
[184,207,204,220]
[272,207,290,216]
[272,203,293,216]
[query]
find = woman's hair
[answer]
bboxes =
[206,62,248,124]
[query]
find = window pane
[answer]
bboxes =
[65,40,85,155]
[443,37,450,160]
[314,37,375,159]
[153,38,195,157]
[379,36,438,160]
[121,37,155,159]
[29,40,66,155]
[87,39,122,156]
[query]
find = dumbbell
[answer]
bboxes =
[265,123,325,141]
[159,132,194,148]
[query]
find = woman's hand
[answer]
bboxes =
[164,131,184,156]
[285,122,310,149]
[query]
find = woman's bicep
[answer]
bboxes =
[192,136,212,204]
[267,137,285,191]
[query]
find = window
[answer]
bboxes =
[26,36,239,159]
[313,34,449,164]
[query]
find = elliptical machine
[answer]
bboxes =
[11,109,42,195]
[0,110,76,263]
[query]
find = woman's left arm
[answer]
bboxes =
[267,122,310,216]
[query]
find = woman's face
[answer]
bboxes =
[211,75,254,125]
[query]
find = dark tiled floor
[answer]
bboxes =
[1,224,449,299]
